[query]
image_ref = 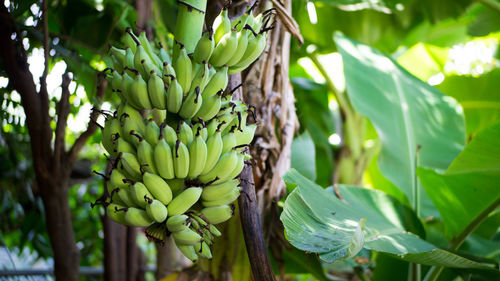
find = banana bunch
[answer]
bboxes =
[97,3,270,262]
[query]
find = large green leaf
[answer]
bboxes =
[437,69,500,137]
[334,33,466,207]
[291,132,317,182]
[280,169,496,271]
[418,121,500,240]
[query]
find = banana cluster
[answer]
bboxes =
[98,5,268,263]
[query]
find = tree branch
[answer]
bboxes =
[66,72,107,168]
[238,164,276,281]
[54,73,71,170]
[41,0,49,88]
[0,4,52,174]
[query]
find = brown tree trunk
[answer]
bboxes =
[40,179,80,281]
[103,216,128,281]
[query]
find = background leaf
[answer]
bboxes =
[291,132,317,181]
[334,32,466,208]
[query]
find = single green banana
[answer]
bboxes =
[153,137,175,180]
[138,31,162,67]
[115,137,136,156]
[172,227,203,245]
[124,207,154,227]
[107,203,128,225]
[121,28,137,53]
[229,32,267,74]
[102,117,121,156]
[221,126,237,154]
[226,28,251,66]
[121,116,144,146]
[173,43,192,94]
[177,120,193,147]
[224,152,246,182]
[119,152,142,180]
[161,123,178,147]
[162,62,176,85]
[201,126,223,175]
[189,61,210,93]
[198,149,238,184]
[129,181,153,208]
[135,135,157,174]
[159,44,172,65]
[206,118,220,137]
[177,245,198,262]
[208,224,222,237]
[143,172,173,205]
[130,70,152,109]
[194,241,212,259]
[194,90,222,121]
[201,66,228,99]
[109,169,128,189]
[213,8,230,43]
[145,119,160,146]
[179,87,203,119]
[110,46,126,69]
[167,187,202,216]
[166,214,190,232]
[192,121,208,142]
[235,124,257,146]
[209,27,238,67]
[200,204,234,225]
[116,185,138,208]
[166,76,183,113]
[201,179,240,201]
[125,47,134,70]
[109,69,123,90]
[187,129,207,178]
[193,31,214,64]
[145,198,168,223]
[202,186,240,207]
[173,139,190,179]
[134,44,153,78]
[147,71,167,109]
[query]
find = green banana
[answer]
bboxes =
[109,169,128,189]
[147,71,167,109]
[102,117,121,156]
[129,181,154,208]
[134,44,153,78]
[107,203,128,225]
[221,126,237,154]
[110,46,126,69]
[192,121,208,142]
[226,28,251,66]
[179,87,203,119]
[136,136,157,174]
[138,31,162,67]
[166,76,183,113]
[161,123,178,147]
[173,0,206,55]
[122,28,137,53]
[130,70,152,109]
[224,152,246,182]
[209,27,238,67]
[187,128,207,179]
[151,109,167,126]
[119,152,142,180]
[162,62,176,85]
[201,126,223,175]
[124,207,154,227]
[172,227,203,245]
[177,245,198,262]
[193,31,214,64]
[173,139,190,179]
[198,149,238,184]
[201,179,239,201]
[202,186,240,207]
[194,241,212,259]
[200,204,234,224]
[125,47,134,70]
[153,137,175,180]
[190,61,210,94]
[115,137,135,155]
[166,214,190,232]
[116,185,138,208]
[201,66,228,99]
[159,44,172,65]
[177,121,193,147]
[206,118,220,137]
[229,32,267,74]
[195,90,222,121]
[145,197,168,223]
[213,9,230,43]
[144,119,160,146]
[173,43,192,94]
[143,172,173,205]
[235,124,257,146]
[167,187,202,216]
[121,116,144,146]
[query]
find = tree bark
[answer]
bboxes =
[40,179,80,281]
